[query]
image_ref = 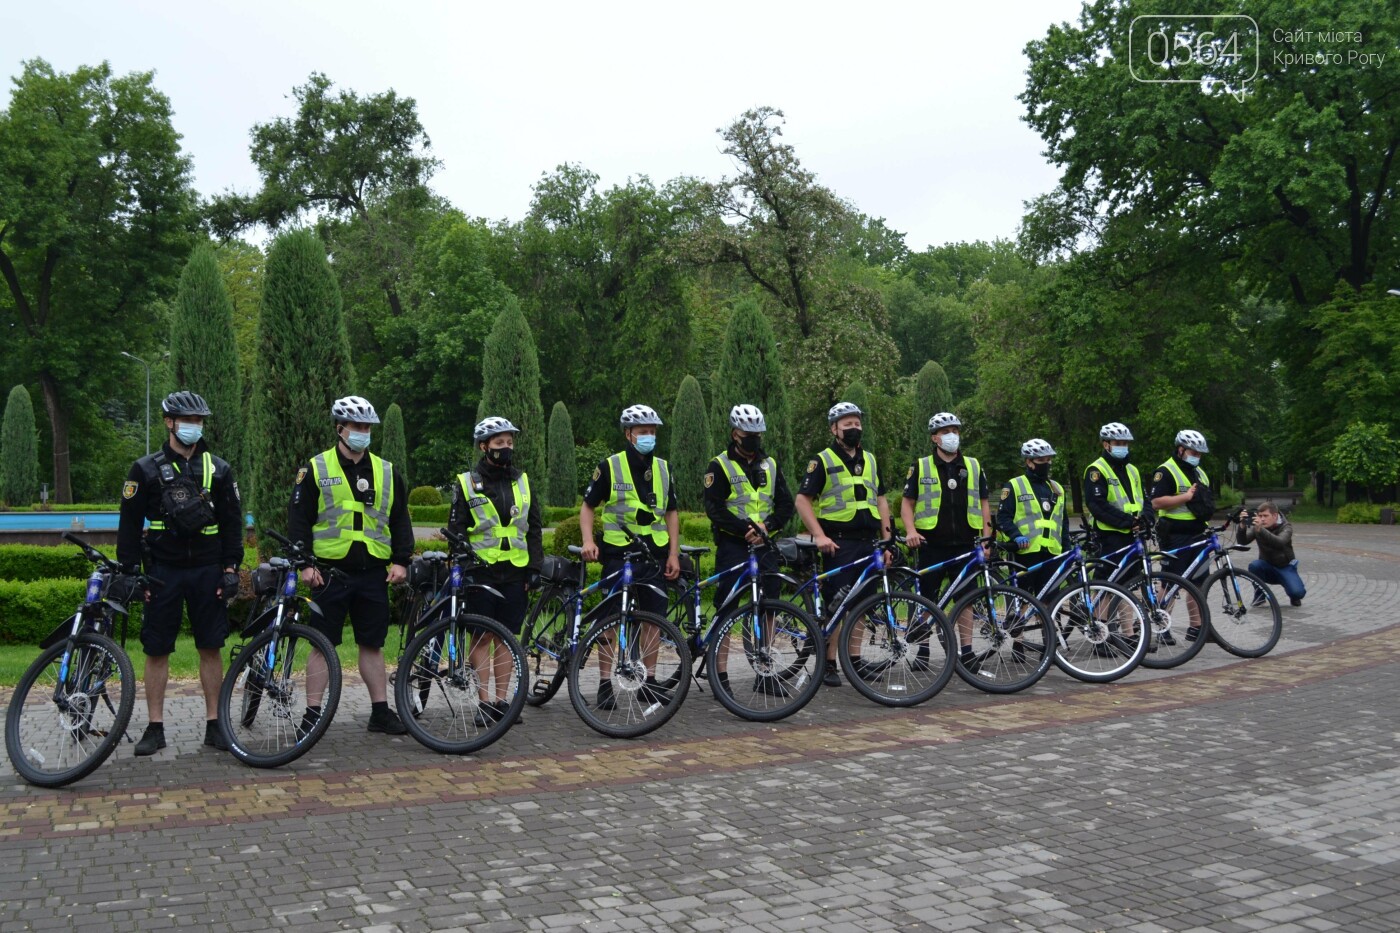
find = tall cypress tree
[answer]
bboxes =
[547,401,576,507]
[709,296,793,477]
[476,301,545,485]
[907,361,953,465]
[249,229,355,533]
[1,384,39,506]
[669,375,710,513]
[171,243,245,480]
[380,402,409,487]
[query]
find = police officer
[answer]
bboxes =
[795,401,891,686]
[1083,421,1151,569]
[579,404,681,709]
[1150,429,1215,641]
[996,439,1067,599]
[448,417,543,725]
[288,396,413,736]
[118,391,244,756]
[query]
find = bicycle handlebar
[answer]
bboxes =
[63,531,164,589]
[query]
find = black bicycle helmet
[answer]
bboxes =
[161,391,212,417]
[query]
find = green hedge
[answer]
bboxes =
[550,515,583,555]
[0,578,97,644]
[1337,502,1400,524]
[408,485,443,506]
[0,503,120,512]
[409,504,450,524]
[543,506,575,526]
[0,544,118,583]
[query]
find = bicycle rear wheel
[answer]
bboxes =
[1048,581,1149,683]
[1122,571,1211,669]
[568,610,691,738]
[397,613,525,754]
[220,622,341,768]
[839,590,955,707]
[707,599,824,722]
[6,631,135,788]
[1203,567,1282,658]
[949,585,1053,694]
[521,588,571,708]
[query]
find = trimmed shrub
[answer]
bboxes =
[547,402,576,508]
[0,578,92,644]
[2,384,40,507]
[408,485,443,506]
[0,544,118,583]
[681,516,713,544]
[1337,502,1396,524]
[549,515,583,556]
[409,504,450,525]
[543,506,576,526]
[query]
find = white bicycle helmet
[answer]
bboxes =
[1020,438,1056,459]
[827,401,863,423]
[927,411,961,432]
[1174,429,1209,453]
[730,404,767,432]
[331,395,380,424]
[619,404,663,427]
[474,416,520,442]
[1099,422,1134,442]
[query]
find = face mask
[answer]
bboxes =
[1109,445,1129,460]
[1183,454,1200,467]
[737,434,761,454]
[344,430,371,452]
[840,428,863,448]
[1030,462,1051,481]
[633,434,657,455]
[174,423,203,446]
[488,447,514,466]
[937,433,960,454]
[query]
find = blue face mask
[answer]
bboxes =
[1109,445,1129,460]
[633,434,657,455]
[174,423,203,446]
[344,430,372,452]
[1183,453,1201,467]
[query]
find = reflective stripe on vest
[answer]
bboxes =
[148,451,219,535]
[457,471,531,567]
[1157,460,1209,522]
[1085,457,1144,531]
[1005,475,1065,555]
[601,453,670,547]
[912,455,984,531]
[814,448,879,523]
[716,451,775,525]
[310,450,394,560]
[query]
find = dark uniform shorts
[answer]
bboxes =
[141,563,228,656]
[310,568,391,648]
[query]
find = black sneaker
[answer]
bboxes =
[473,703,499,729]
[1290,596,1303,607]
[204,720,230,751]
[296,708,321,741]
[1158,630,1177,647]
[596,680,616,711]
[1185,626,1201,642]
[909,645,932,673]
[642,677,672,705]
[822,661,841,687]
[134,724,166,756]
[1011,641,1028,664]
[959,650,981,675]
[367,708,408,735]
[752,674,790,697]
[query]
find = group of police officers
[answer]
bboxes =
[117,389,1219,751]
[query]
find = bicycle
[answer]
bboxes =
[778,534,956,707]
[665,528,825,722]
[895,536,1056,694]
[217,528,342,768]
[392,528,526,754]
[1155,516,1282,658]
[997,530,1150,683]
[520,534,692,738]
[1086,521,1211,669]
[5,532,151,788]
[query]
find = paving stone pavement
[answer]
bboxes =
[1,523,1398,932]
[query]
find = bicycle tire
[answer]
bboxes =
[397,612,525,754]
[1122,571,1212,669]
[949,585,1054,694]
[220,622,341,768]
[1203,567,1282,658]
[521,587,571,707]
[568,609,691,738]
[838,590,956,707]
[707,598,824,722]
[1047,581,1149,683]
[5,631,135,788]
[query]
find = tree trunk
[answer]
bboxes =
[37,371,73,503]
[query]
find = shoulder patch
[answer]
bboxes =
[1153,471,1163,482]
[1088,469,1101,482]
[906,466,914,479]
[122,480,138,500]
[592,467,601,481]
[232,481,241,501]
[703,472,714,488]
[807,460,818,473]
[1000,488,1010,501]
[295,467,308,485]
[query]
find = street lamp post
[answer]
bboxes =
[120,351,153,457]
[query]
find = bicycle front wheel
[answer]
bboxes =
[1048,581,1149,683]
[397,613,525,754]
[1123,571,1211,669]
[707,598,824,722]
[949,585,1054,694]
[521,587,570,708]
[1203,567,1282,658]
[220,622,341,769]
[839,590,955,707]
[5,631,135,788]
[568,610,691,738]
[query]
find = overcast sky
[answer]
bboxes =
[4,0,1087,252]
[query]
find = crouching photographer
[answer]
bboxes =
[1235,501,1306,607]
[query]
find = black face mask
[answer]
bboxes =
[840,428,863,448]
[737,434,761,454]
[1030,462,1051,481]
[487,447,514,467]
